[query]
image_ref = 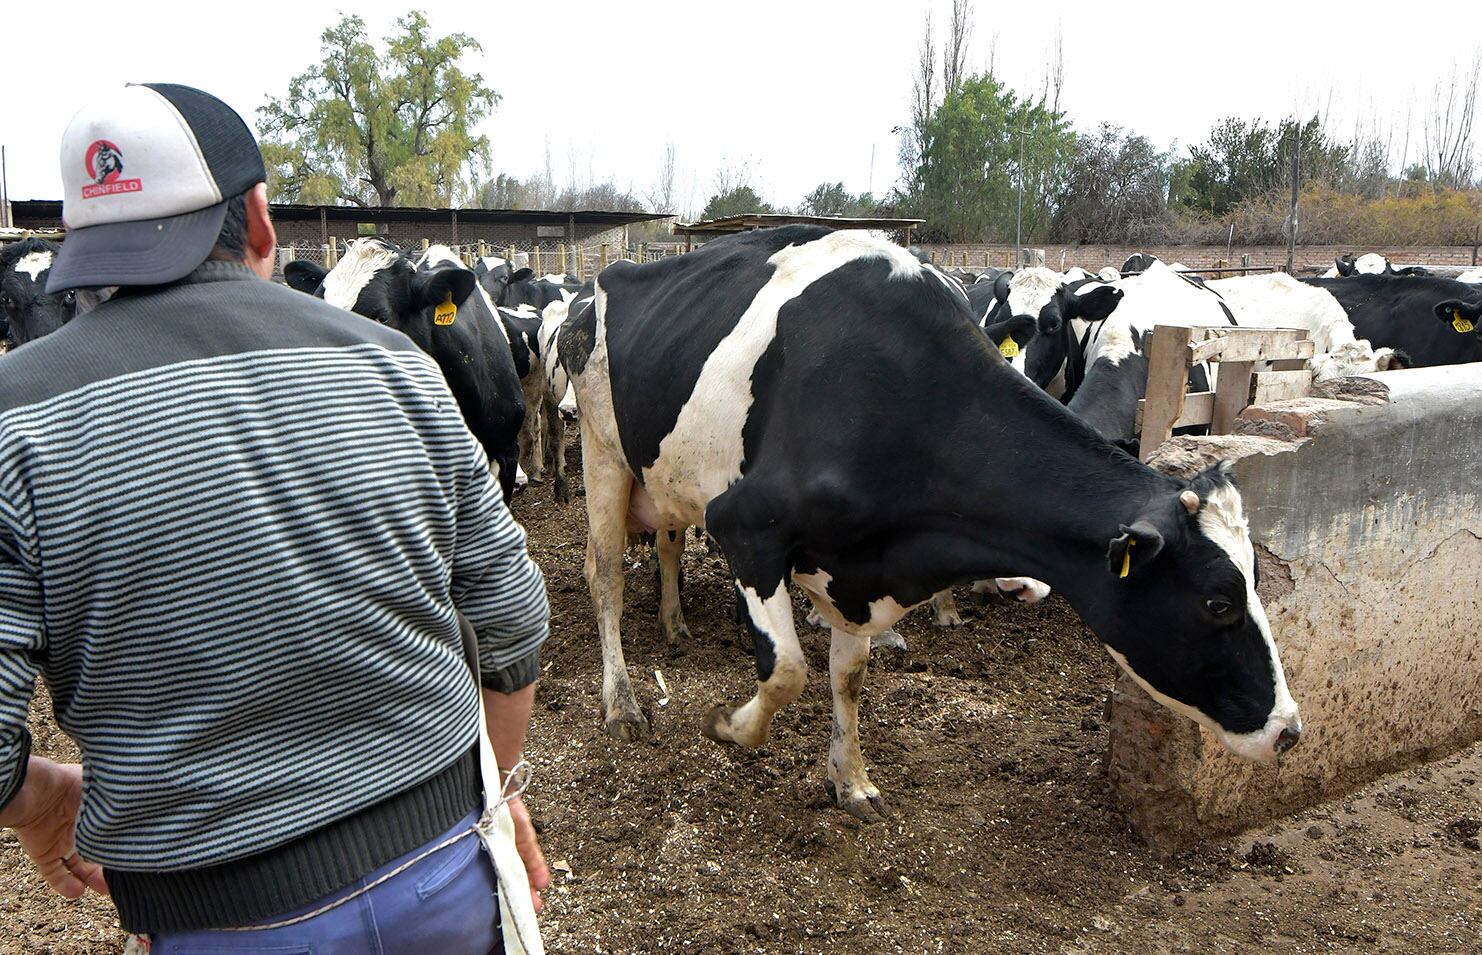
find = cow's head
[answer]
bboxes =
[1309,340,1411,379]
[1120,252,1159,275]
[286,238,475,343]
[474,256,534,306]
[1088,463,1300,763]
[1435,299,1482,338]
[0,238,79,348]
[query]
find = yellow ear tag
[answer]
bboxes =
[999,338,1020,359]
[1119,539,1134,579]
[1452,310,1474,334]
[434,292,457,326]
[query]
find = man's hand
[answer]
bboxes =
[506,795,549,913]
[4,758,108,899]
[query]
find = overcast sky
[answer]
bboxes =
[2,1,1476,215]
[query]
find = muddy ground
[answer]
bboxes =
[2,445,1478,954]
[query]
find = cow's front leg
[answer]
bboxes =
[702,583,806,748]
[655,528,691,646]
[829,626,887,822]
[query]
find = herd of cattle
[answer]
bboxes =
[3,228,1480,821]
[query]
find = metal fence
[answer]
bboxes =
[274,237,690,280]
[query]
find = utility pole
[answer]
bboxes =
[1015,126,1025,266]
[868,144,875,197]
[1286,127,1300,274]
[0,145,10,229]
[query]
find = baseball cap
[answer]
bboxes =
[47,83,266,292]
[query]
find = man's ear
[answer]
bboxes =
[1434,299,1481,334]
[1107,521,1165,578]
[284,260,328,294]
[412,267,475,313]
[1065,285,1123,324]
[243,183,277,280]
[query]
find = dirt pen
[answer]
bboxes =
[3,377,1481,953]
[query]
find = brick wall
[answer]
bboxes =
[918,243,1482,275]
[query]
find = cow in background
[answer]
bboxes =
[0,238,80,349]
[285,239,527,502]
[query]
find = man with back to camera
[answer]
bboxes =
[0,83,551,952]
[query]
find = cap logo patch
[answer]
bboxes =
[81,140,143,199]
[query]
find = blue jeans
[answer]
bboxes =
[151,812,501,954]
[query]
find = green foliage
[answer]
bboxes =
[1181,116,1350,216]
[799,182,879,218]
[257,12,497,207]
[895,74,1075,242]
[700,185,775,220]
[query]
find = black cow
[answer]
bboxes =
[472,256,535,306]
[0,238,79,348]
[1304,274,1482,368]
[560,226,1300,820]
[285,240,528,502]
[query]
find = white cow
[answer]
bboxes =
[1209,272,1406,379]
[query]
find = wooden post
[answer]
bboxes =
[421,238,429,253]
[507,246,517,268]
[1138,326,1193,462]
[685,233,692,253]
[928,250,936,265]
[984,251,990,268]
[1286,127,1300,274]
[1212,361,1255,434]
[558,243,568,273]
[532,247,542,274]
[574,246,584,281]
[478,238,488,259]
[600,244,609,269]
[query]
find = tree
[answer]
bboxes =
[257,12,497,207]
[700,185,775,220]
[798,182,878,217]
[1181,116,1350,216]
[897,73,1075,242]
[1052,124,1172,243]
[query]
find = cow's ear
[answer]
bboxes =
[284,260,328,295]
[412,267,475,313]
[1066,285,1123,324]
[509,267,534,284]
[993,270,1012,304]
[1434,299,1481,335]
[1107,521,1165,579]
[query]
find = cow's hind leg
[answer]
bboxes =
[582,440,647,740]
[829,626,887,821]
[543,393,568,504]
[655,528,691,645]
[702,584,806,749]
[929,588,963,628]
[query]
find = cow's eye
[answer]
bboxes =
[1205,598,1234,618]
[62,291,76,309]
[0,293,13,311]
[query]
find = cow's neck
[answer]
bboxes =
[922,378,1176,610]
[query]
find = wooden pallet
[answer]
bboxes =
[1135,325,1315,462]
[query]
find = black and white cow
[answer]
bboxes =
[472,256,534,306]
[0,238,79,348]
[284,239,528,502]
[1305,273,1482,368]
[560,226,1300,820]
[1322,253,1431,279]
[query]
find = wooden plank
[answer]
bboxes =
[1188,337,1227,363]
[1199,327,1314,362]
[1136,391,1214,431]
[1252,370,1312,405]
[1139,326,1195,462]
[1211,360,1255,433]
[1270,358,1308,371]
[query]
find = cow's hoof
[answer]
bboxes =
[603,708,650,743]
[700,704,736,744]
[870,630,908,651]
[553,482,570,505]
[932,610,964,629]
[832,784,890,823]
[663,623,692,646]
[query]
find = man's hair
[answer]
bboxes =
[208,191,250,261]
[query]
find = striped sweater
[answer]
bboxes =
[0,262,548,930]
